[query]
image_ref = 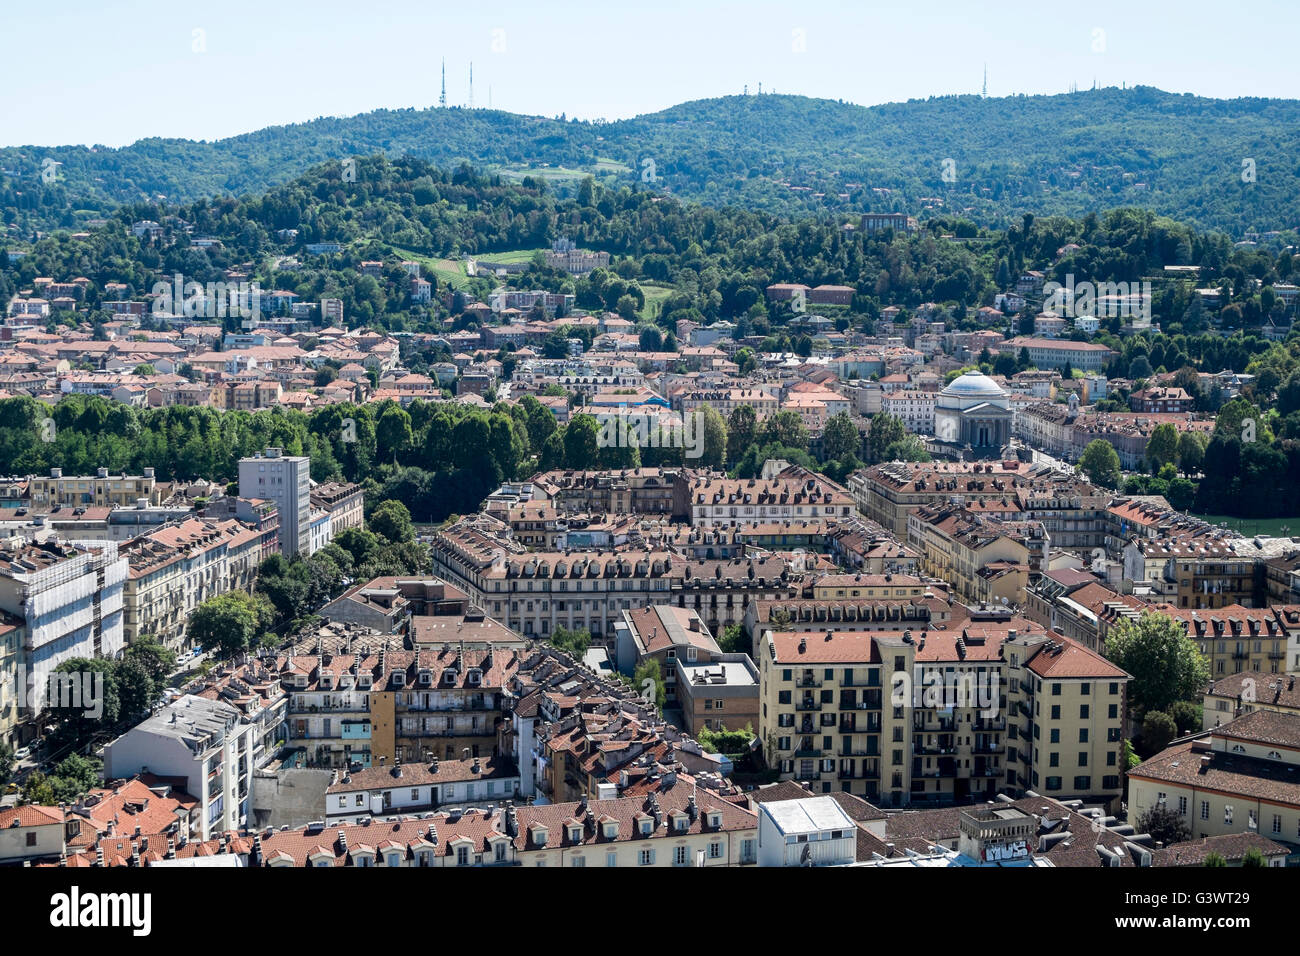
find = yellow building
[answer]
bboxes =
[28,467,158,509]
[759,629,916,806]
[1129,710,1300,846]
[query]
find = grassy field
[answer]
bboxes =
[639,282,676,321]
[473,248,546,264]
[1188,514,1300,537]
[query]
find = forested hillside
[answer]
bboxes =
[3,88,1299,235]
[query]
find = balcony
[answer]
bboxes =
[795,676,822,689]
[794,745,823,758]
[795,699,822,712]
[972,743,1003,755]
[913,743,957,756]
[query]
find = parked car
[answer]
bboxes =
[14,746,31,761]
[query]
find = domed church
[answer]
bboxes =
[931,371,1013,459]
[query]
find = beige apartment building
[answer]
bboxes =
[1129,711,1300,848]
[758,623,1130,810]
[678,387,779,422]
[759,628,915,806]
[28,466,159,509]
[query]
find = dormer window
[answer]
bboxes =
[639,818,653,836]
[391,671,405,687]
[442,669,458,685]
[569,825,582,843]
[603,821,619,840]
[418,669,433,686]
[707,811,722,829]
[467,668,483,686]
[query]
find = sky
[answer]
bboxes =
[4,0,1299,148]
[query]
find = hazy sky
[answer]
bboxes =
[5,0,1299,148]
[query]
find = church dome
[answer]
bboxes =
[940,371,1006,400]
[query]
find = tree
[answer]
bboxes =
[1204,852,1228,868]
[550,627,591,659]
[726,404,758,464]
[189,591,268,658]
[1079,439,1122,488]
[1107,612,1211,717]
[717,624,748,655]
[867,412,907,463]
[124,635,177,688]
[0,743,13,788]
[633,658,667,712]
[370,499,414,544]
[1141,710,1178,757]
[563,414,600,469]
[375,405,413,463]
[1177,430,1206,475]
[1146,423,1179,471]
[1135,804,1191,847]
[761,410,809,451]
[696,405,727,469]
[822,412,859,462]
[1241,847,1268,867]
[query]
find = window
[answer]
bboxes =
[1079,704,1089,719]
[674,846,689,866]
[607,852,618,867]
[1050,705,1060,720]
[1201,801,1209,820]
[1178,796,1187,815]
[457,846,470,866]
[1224,805,1233,825]
[572,855,585,867]
[709,841,722,859]
[1273,814,1282,835]
[639,848,654,866]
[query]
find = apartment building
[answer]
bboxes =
[1124,537,1257,609]
[1202,671,1300,731]
[881,390,936,434]
[27,466,159,509]
[249,785,757,867]
[613,604,760,732]
[998,336,1115,371]
[103,696,259,841]
[324,754,522,825]
[310,481,364,533]
[759,629,916,806]
[759,624,1129,810]
[238,446,312,556]
[1128,711,1300,849]
[531,467,691,518]
[370,647,521,765]
[678,387,779,422]
[120,518,262,649]
[0,540,127,736]
[688,469,854,527]
[1005,630,1130,809]
[905,504,1039,605]
[1150,604,1297,678]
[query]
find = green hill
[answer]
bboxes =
[3,88,1299,234]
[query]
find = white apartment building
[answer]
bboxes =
[239,447,312,556]
[0,540,127,716]
[881,390,937,434]
[103,696,258,841]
